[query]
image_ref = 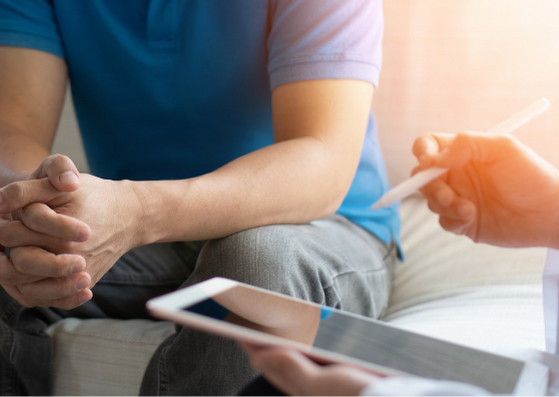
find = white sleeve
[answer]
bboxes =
[543,248,559,354]
[360,377,491,396]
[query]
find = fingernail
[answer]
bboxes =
[76,277,89,291]
[71,261,85,274]
[75,226,90,242]
[60,171,79,186]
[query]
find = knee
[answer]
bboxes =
[191,224,330,302]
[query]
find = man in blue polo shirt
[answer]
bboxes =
[0,0,400,395]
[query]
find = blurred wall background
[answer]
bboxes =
[52,91,88,172]
[375,0,559,184]
[53,0,559,183]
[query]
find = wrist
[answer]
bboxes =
[125,179,192,246]
[118,179,153,248]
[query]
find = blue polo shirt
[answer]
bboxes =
[0,0,401,252]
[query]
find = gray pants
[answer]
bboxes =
[0,215,395,395]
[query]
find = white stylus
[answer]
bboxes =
[371,98,550,210]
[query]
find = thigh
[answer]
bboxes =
[188,215,395,319]
[57,241,204,319]
[140,217,396,396]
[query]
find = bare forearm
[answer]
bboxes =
[131,79,372,245]
[0,122,51,186]
[133,136,359,244]
[0,47,69,186]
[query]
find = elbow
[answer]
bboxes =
[312,182,351,221]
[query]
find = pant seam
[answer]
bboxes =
[1,325,15,395]
[1,301,21,321]
[159,345,170,396]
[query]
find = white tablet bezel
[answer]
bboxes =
[147,277,408,376]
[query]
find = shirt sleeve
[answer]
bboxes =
[360,377,491,396]
[267,0,383,90]
[543,248,559,354]
[0,0,65,59]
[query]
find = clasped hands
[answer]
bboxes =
[0,155,142,310]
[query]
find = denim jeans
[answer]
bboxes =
[0,215,396,395]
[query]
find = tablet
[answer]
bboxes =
[146,277,548,395]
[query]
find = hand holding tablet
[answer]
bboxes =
[147,277,548,395]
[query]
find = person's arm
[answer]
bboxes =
[412,131,559,248]
[0,46,92,309]
[0,0,381,310]
[0,78,374,293]
[0,47,77,186]
[0,46,60,183]
[134,78,373,242]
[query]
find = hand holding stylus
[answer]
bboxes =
[407,112,559,249]
[372,98,550,210]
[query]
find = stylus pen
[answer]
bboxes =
[371,98,550,210]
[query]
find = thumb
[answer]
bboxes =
[28,154,80,192]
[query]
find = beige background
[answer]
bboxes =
[53,0,559,184]
[375,0,559,184]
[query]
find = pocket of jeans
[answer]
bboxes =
[331,263,390,319]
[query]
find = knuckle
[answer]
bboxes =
[0,273,17,286]
[20,204,43,230]
[0,226,8,246]
[58,217,82,241]
[0,262,16,286]
[50,154,76,175]
[51,261,67,278]
[22,300,37,308]
[5,182,26,209]
[497,134,516,149]
[55,240,74,254]
[18,284,33,299]
[439,217,453,232]
[12,253,33,275]
[18,294,35,308]
[48,154,70,168]
[52,153,71,163]
[0,224,16,247]
[427,200,438,213]
[455,131,472,145]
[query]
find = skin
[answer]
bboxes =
[411,131,559,249]
[0,46,374,310]
[242,343,380,396]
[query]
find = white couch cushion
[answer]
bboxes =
[47,318,174,396]
[384,195,545,352]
